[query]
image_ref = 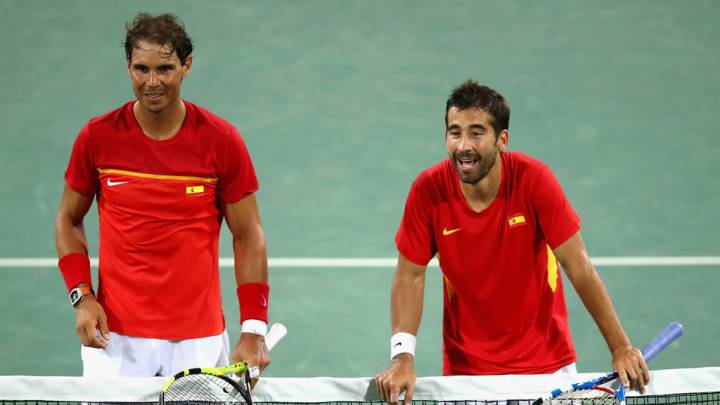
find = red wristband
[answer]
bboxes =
[58,252,92,293]
[236,282,269,323]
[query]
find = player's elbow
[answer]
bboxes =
[55,208,79,238]
[233,223,267,253]
[561,256,596,287]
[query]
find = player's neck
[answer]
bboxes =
[133,99,186,141]
[458,156,502,213]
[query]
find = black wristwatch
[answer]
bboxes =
[69,286,94,307]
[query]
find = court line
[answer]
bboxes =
[0,257,719,268]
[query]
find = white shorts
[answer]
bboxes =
[81,330,230,377]
[554,362,578,374]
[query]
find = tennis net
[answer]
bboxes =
[1,367,718,404]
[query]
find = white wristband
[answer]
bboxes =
[241,319,268,337]
[390,332,416,359]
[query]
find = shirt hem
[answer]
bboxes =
[443,354,577,375]
[396,245,432,266]
[108,324,226,340]
[64,176,96,197]
[222,187,259,205]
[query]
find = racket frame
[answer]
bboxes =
[533,322,684,405]
[158,322,287,404]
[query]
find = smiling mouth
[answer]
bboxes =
[456,158,479,170]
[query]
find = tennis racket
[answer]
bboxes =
[533,322,683,405]
[159,322,288,405]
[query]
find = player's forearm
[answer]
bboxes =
[232,226,268,285]
[54,213,89,257]
[390,264,425,335]
[556,233,632,353]
[569,261,631,352]
[55,183,93,257]
[55,209,94,295]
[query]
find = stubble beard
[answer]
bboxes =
[453,149,498,185]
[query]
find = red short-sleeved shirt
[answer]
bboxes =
[65,100,259,339]
[396,151,579,375]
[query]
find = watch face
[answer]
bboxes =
[70,289,81,305]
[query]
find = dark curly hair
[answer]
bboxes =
[124,13,193,65]
[445,80,510,137]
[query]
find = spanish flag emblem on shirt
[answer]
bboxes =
[186,185,205,195]
[508,214,526,228]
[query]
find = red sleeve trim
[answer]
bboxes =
[64,175,97,196]
[396,242,433,266]
[222,187,260,205]
[547,226,580,250]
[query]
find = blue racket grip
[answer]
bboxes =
[641,322,684,362]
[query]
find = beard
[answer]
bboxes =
[451,148,498,185]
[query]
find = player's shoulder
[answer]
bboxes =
[80,101,134,139]
[504,150,549,171]
[410,159,454,195]
[184,101,241,140]
[504,150,552,180]
[503,151,561,195]
[86,101,132,127]
[414,159,450,181]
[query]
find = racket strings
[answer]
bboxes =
[553,387,620,405]
[161,373,252,404]
[551,400,619,405]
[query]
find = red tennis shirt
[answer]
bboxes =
[396,151,579,375]
[65,100,259,339]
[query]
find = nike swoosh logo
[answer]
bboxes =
[393,342,402,347]
[443,227,461,236]
[106,179,128,187]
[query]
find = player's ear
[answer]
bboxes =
[497,129,509,152]
[181,55,193,78]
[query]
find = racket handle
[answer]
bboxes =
[265,323,287,351]
[641,322,683,362]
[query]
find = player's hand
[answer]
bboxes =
[74,295,110,349]
[232,333,270,387]
[376,354,416,405]
[612,345,650,394]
